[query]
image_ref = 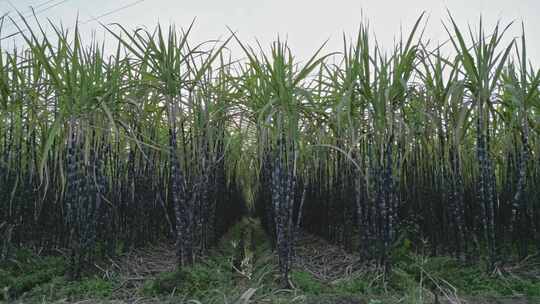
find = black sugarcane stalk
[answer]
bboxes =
[513,115,530,260]
[66,118,80,280]
[295,179,307,235]
[168,100,193,268]
[272,135,295,288]
[450,144,466,261]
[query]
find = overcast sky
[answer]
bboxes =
[1,0,539,66]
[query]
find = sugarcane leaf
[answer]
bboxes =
[39,114,63,181]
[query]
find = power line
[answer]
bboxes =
[33,0,70,15]
[1,0,146,41]
[18,0,61,15]
[33,0,61,10]
[21,0,71,20]
[1,0,60,16]
[1,0,71,41]
[2,0,70,29]
[81,0,145,24]
[0,0,50,19]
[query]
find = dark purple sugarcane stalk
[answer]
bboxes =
[168,100,193,268]
[450,143,466,261]
[272,135,296,288]
[513,112,530,259]
[485,115,497,266]
[476,99,496,270]
[199,135,211,253]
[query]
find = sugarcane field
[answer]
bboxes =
[0,1,540,303]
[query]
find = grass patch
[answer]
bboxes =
[389,251,540,299]
[332,273,384,296]
[142,263,233,298]
[0,248,116,302]
[21,276,115,301]
[0,249,66,300]
[291,270,325,295]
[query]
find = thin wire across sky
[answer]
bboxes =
[0,0,146,41]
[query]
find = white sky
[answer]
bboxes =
[1,0,539,66]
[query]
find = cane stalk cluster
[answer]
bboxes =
[0,13,539,285]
